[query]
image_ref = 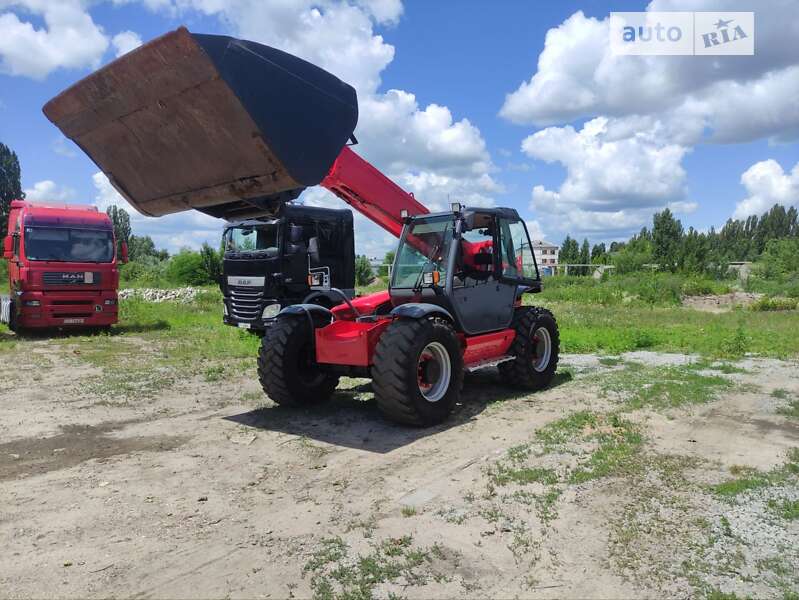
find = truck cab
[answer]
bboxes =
[1,200,125,332]
[220,204,354,332]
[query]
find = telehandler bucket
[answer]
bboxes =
[43,27,358,220]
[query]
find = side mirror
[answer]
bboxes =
[120,241,129,264]
[308,237,320,266]
[289,224,304,243]
[2,235,12,259]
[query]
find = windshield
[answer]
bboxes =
[224,224,279,254]
[391,217,455,289]
[24,227,114,263]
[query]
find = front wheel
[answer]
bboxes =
[257,316,339,406]
[499,307,559,390]
[372,318,464,426]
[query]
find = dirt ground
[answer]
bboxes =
[1,337,798,599]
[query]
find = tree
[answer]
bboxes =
[379,250,395,277]
[106,205,131,254]
[166,249,216,285]
[127,234,168,262]
[579,238,590,274]
[591,242,607,264]
[652,208,683,272]
[0,142,24,235]
[355,254,373,286]
[199,243,222,284]
[559,235,580,265]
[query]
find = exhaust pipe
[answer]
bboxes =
[43,27,358,220]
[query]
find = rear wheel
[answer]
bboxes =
[499,307,559,390]
[257,316,339,406]
[372,318,463,426]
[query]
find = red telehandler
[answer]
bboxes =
[45,27,559,426]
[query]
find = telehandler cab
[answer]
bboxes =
[44,26,559,426]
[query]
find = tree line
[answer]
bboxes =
[559,204,799,275]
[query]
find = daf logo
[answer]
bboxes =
[237,278,253,285]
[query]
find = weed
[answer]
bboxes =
[720,322,751,358]
[600,363,731,411]
[599,356,623,367]
[767,498,799,520]
[401,505,417,518]
[772,388,790,400]
[750,296,799,312]
[303,535,450,599]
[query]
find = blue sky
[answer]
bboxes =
[1,0,797,256]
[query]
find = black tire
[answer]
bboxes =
[499,307,559,390]
[257,316,339,406]
[372,317,464,426]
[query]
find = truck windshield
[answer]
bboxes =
[224,224,278,255]
[24,227,114,263]
[391,217,454,289]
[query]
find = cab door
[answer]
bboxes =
[497,217,541,289]
[449,216,516,335]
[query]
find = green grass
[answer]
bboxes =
[767,498,799,520]
[531,299,799,358]
[303,536,449,600]
[712,449,799,498]
[600,362,732,411]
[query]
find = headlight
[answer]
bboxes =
[23,300,41,307]
[262,303,281,319]
[104,299,116,305]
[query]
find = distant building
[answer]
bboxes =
[532,240,559,269]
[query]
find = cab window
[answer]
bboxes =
[498,219,538,281]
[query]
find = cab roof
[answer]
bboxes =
[13,200,112,229]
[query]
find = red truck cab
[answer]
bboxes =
[1,200,126,332]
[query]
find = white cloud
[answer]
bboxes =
[523,117,688,237]
[500,2,799,145]
[0,0,109,79]
[24,180,76,202]
[111,30,142,57]
[526,219,546,241]
[733,159,799,219]
[92,172,222,253]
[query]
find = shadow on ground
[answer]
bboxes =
[224,368,574,454]
[0,321,170,340]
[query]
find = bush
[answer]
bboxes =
[750,296,799,312]
[166,249,218,286]
[355,255,373,286]
[681,277,731,297]
[120,259,169,287]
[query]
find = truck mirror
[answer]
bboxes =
[289,224,304,243]
[2,235,12,259]
[120,241,129,264]
[308,237,320,266]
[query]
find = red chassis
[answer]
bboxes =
[314,292,517,369]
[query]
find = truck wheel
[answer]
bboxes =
[372,318,463,426]
[499,307,559,390]
[257,316,339,406]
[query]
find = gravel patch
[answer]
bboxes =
[118,287,201,303]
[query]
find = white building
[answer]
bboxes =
[532,240,559,270]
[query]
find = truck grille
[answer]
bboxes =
[228,286,264,321]
[43,271,101,285]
